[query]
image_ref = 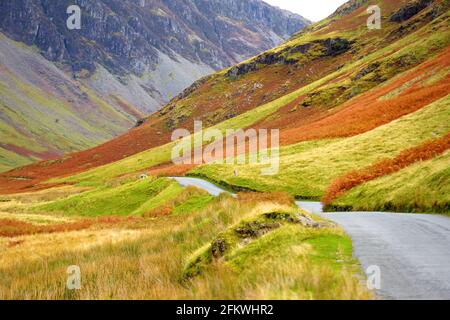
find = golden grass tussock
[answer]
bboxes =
[237,191,295,207]
[0,211,72,225]
[0,215,139,238]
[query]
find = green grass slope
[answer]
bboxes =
[191,94,450,199]
[331,152,450,213]
[34,177,182,217]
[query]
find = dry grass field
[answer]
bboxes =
[0,189,372,300]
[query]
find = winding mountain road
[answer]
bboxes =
[172,177,232,197]
[171,177,450,300]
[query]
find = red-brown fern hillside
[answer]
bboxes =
[277,47,450,145]
[133,47,450,179]
[322,133,450,206]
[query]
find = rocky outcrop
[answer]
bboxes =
[173,75,214,101]
[226,37,352,79]
[183,210,332,278]
[390,0,433,22]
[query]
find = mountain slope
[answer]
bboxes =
[0,34,135,171]
[331,151,450,213]
[0,0,309,79]
[0,0,449,214]
[0,0,309,172]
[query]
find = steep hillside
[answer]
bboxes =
[0,0,309,171]
[191,93,450,200]
[0,34,135,172]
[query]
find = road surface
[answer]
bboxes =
[171,177,234,197]
[296,201,450,300]
[172,177,450,300]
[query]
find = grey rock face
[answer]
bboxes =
[390,0,433,22]
[225,37,352,79]
[0,0,310,77]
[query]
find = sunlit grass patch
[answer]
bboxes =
[34,178,180,217]
[0,227,147,271]
[183,209,370,300]
[225,226,368,300]
[331,151,450,214]
[0,212,72,225]
[1,185,92,204]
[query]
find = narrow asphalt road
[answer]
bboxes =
[171,177,450,300]
[171,177,234,197]
[296,201,450,300]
